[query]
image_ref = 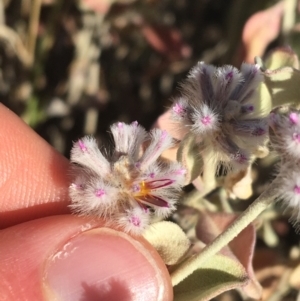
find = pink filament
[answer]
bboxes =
[201,116,211,126]
[235,153,247,164]
[226,71,233,80]
[78,140,87,151]
[253,127,266,136]
[293,133,300,143]
[173,103,184,115]
[289,112,298,125]
[95,189,105,197]
[146,179,174,189]
[246,105,254,112]
[149,172,155,178]
[130,216,141,227]
[294,185,300,194]
[175,168,186,175]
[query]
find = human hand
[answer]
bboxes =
[0,104,173,301]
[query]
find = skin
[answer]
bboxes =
[0,104,173,301]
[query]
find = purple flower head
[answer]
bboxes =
[69,122,185,235]
[270,107,300,228]
[171,62,268,170]
[277,164,300,227]
[269,106,300,160]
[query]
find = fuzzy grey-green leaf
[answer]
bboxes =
[264,47,299,70]
[177,133,203,185]
[264,67,300,108]
[143,221,191,265]
[173,254,248,301]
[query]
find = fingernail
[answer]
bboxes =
[43,227,169,301]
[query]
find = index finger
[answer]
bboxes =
[0,104,70,228]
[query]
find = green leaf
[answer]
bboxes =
[195,212,262,299]
[264,67,300,108]
[143,221,191,265]
[173,254,248,301]
[256,82,272,115]
[264,47,299,70]
[177,133,203,185]
[256,48,300,108]
[21,95,46,127]
[262,220,279,247]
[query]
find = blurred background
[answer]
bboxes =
[2,0,300,300]
[2,0,295,156]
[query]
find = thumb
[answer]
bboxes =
[0,215,173,301]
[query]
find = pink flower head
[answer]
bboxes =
[69,121,185,234]
[172,103,186,116]
[171,62,268,170]
[278,167,300,227]
[269,107,300,160]
[270,107,300,228]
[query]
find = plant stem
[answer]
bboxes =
[171,179,280,286]
[182,189,218,211]
[182,156,218,209]
[0,0,5,25]
[27,0,42,64]
[219,188,233,213]
[202,155,217,192]
[282,0,297,37]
